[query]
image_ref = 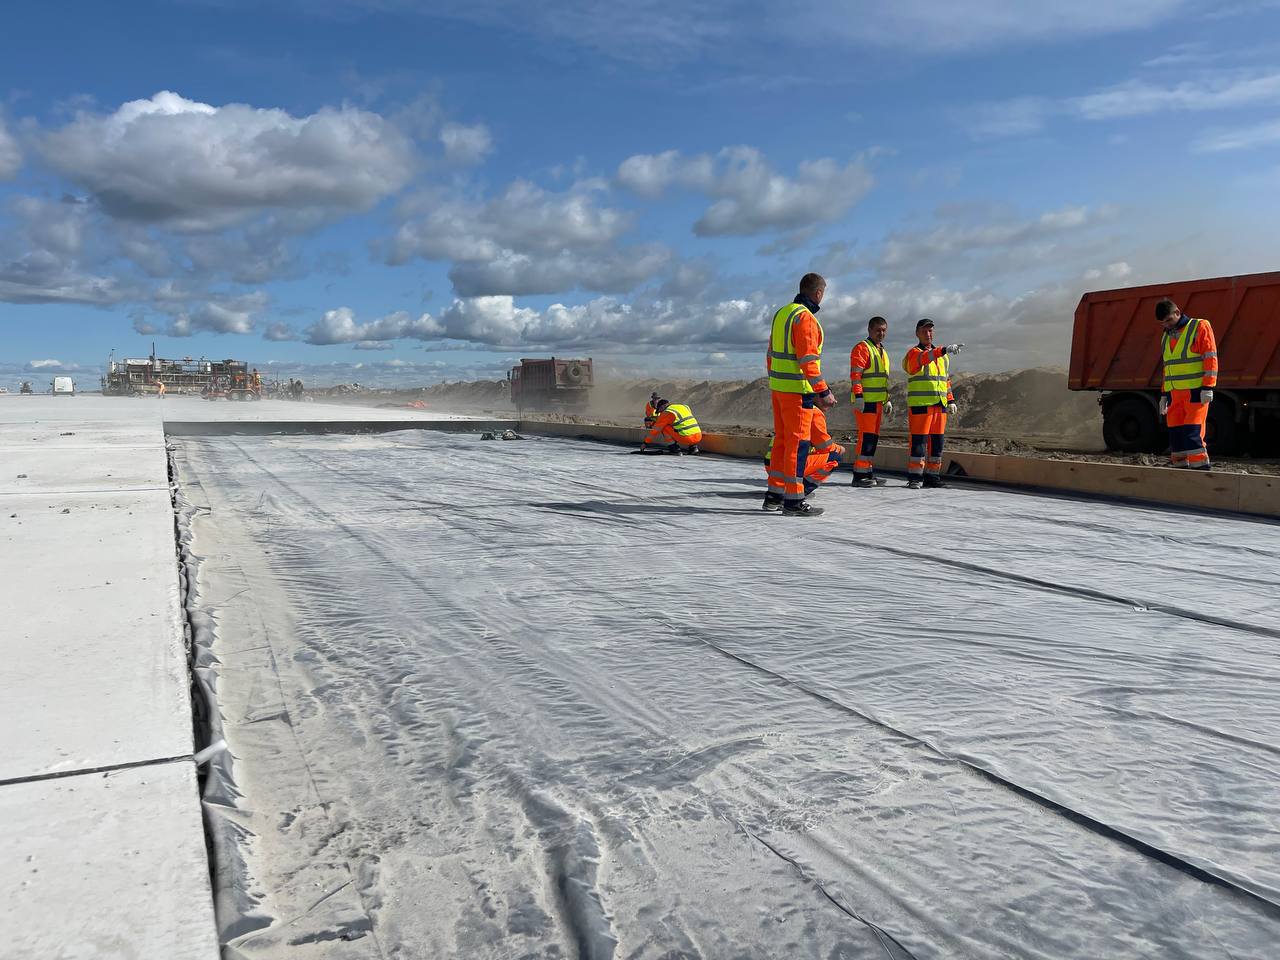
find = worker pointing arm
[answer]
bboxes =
[903,320,963,489]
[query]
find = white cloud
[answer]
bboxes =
[263,321,298,341]
[874,204,1115,279]
[822,0,1193,52]
[0,114,20,180]
[439,122,493,164]
[967,68,1280,139]
[27,358,64,369]
[616,146,873,236]
[388,179,669,296]
[39,90,416,230]
[353,340,396,351]
[303,306,443,345]
[1071,70,1280,119]
[1194,116,1280,151]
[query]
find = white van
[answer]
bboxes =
[52,376,75,396]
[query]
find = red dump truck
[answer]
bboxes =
[1070,271,1280,454]
[507,357,593,412]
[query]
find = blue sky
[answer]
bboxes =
[2,0,1279,387]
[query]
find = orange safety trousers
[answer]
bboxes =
[653,425,702,447]
[853,405,884,476]
[768,393,815,501]
[907,405,947,478]
[1166,392,1210,469]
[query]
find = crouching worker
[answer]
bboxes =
[763,408,844,497]
[640,399,702,454]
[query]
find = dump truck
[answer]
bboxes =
[507,357,593,412]
[1070,271,1280,455]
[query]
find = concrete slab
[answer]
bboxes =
[0,487,192,780]
[0,761,219,960]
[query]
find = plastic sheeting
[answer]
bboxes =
[173,430,1280,959]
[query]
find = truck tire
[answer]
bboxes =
[563,363,584,384]
[1103,396,1160,453]
[1206,398,1240,456]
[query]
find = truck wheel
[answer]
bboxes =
[564,363,584,384]
[1206,398,1240,456]
[1103,396,1160,453]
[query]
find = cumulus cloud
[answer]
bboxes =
[27,358,65,369]
[440,122,493,164]
[39,91,416,231]
[616,146,873,236]
[0,114,20,180]
[303,306,443,345]
[388,179,670,296]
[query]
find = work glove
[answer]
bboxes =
[944,343,965,355]
[884,399,894,417]
[816,390,837,411]
[1158,394,1170,416]
[1200,389,1214,404]
[853,395,865,413]
[947,402,958,415]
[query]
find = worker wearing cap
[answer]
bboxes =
[764,273,836,516]
[850,316,893,488]
[641,399,702,453]
[764,407,843,494]
[1156,298,1217,470]
[643,392,661,430]
[903,319,963,489]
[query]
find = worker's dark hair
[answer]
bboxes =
[868,315,887,330]
[798,273,826,297]
[1154,298,1179,321]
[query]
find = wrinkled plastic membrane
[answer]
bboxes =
[174,431,1280,959]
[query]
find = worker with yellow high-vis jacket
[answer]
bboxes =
[903,318,963,490]
[1156,298,1218,470]
[850,315,892,488]
[763,273,835,517]
[640,399,702,454]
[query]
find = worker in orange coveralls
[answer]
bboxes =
[639,399,702,453]
[763,273,836,516]
[1156,298,1218,470]
[643,392,661,430]
[849,315,893,488]
[903,319,964,490]
[763,406,844,495]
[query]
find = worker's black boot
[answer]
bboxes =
[922,475,947,488]
[852,475,875,488]
[762,492,784,512]
[686,444,700,455]
[907,477,923,489]
[870,474,888,486]
[782,499,824,517]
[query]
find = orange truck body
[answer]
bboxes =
[1070,271,1280,454]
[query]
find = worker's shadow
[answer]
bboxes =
[535,500,760,518]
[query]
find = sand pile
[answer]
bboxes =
[370,368,1102,446]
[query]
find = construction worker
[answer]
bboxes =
[640,399,702,453]
[849,316,893,488]
[903,319,964,489]
[764,273,835,516]
[763,407,844,494]
[156,380,166,399]
[643,392,661,430]
[1156,298,1217,470]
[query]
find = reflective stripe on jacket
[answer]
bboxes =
[767,303,825,394]
[904,346,950,407]
[1162,318,1218,392]
[851,339,891,403]
[664,403,700,437]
